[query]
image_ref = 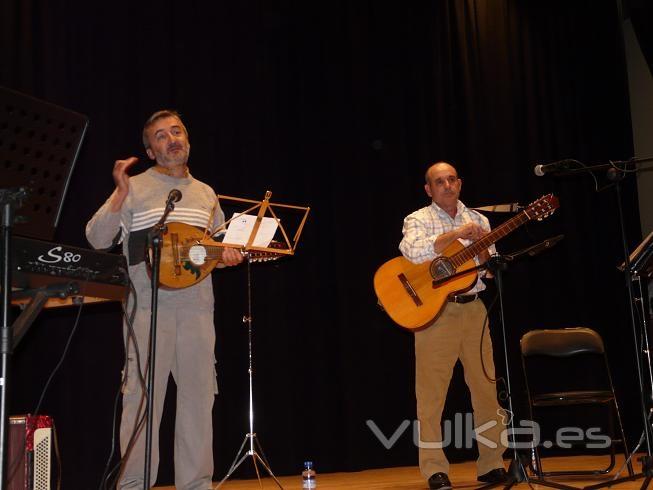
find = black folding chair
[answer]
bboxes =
[520,327,633,477]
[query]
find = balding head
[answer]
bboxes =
[424,161,461,212]
[425,162,458,183]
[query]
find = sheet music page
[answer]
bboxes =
[223,213,278,247]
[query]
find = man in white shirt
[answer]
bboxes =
[399,162,507,490]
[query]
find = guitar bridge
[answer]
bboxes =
[398,273,423,306]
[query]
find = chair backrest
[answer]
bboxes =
[520,327,605,358]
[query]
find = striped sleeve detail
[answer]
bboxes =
[119,220,127,243]
[130,207,212,232]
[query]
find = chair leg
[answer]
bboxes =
[525,401,545,477]
[605,402,616,474]
[530,440,545,478]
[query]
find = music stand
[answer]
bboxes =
[619,229,653,349]
[627,230,653,352]
[1,86,89,240]
[592,229,653,490]
[476,248,579,490]
[0,87,88,488]
[435,236,576,490]
[621,230,653,279]
[214,191,309,490]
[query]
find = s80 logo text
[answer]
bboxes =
[38,247,82,264]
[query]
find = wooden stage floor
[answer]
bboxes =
[155,454,643,489]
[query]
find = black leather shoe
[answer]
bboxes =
[477,467,508,483]
[428,472,452,490]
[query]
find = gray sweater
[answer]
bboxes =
[86,167,225,310]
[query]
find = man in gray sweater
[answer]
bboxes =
[86,110,242,489]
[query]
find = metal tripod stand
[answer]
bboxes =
[215,256,283,489]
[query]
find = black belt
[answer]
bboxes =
[448,294,478,304]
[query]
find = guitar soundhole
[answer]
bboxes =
[188,245,207,265]
[430,257,455,281]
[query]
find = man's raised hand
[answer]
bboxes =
[110,157,138,212]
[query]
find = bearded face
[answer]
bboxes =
[145,116,191,169]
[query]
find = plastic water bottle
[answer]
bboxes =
[302,460,316,489]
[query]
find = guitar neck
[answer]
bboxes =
[205,246,225,261]
[449,211,530,267]
[179,244,225,261]
[179,243,280,263]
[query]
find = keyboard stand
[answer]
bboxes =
[11,282,79,349]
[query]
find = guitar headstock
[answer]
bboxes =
[524,193,560,221]
[247,240,287,263]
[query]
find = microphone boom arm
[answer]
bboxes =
[431,235,564,288]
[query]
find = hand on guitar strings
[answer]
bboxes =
[458,222,487,241]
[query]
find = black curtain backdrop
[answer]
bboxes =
[630,2,653,73]
[0,1,645,488]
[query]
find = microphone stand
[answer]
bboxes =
[0,187,27,490]
[579,167,653,490]
[142,196,176,489]
[541,157,652,490]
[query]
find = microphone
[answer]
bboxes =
[166,189,182,206]
[152,189,182,234]
[533,159,575,177]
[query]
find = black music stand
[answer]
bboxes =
[437,236,576,490]
[627,231,653,344]
[0,87,88,489]
[476,247,578,490]
[623,230,653,279]
[619,229,653,364]
[1,87,88,240]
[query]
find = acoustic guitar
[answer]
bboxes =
[154,221,282,289]
[373,194,559,330]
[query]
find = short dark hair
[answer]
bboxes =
[142,109,188,149]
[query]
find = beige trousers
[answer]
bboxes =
[415,298,506,479]
[118,306,217,490]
